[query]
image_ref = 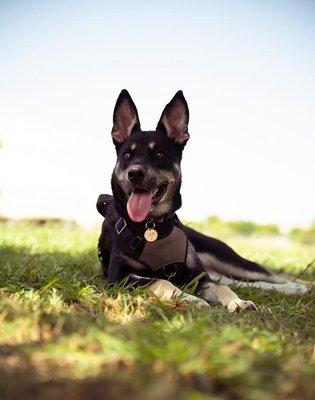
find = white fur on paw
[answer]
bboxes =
[227,299,257,313]
[182,294,211,309]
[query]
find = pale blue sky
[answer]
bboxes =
[0,0,314,227]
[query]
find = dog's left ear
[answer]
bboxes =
[157,91,190,145]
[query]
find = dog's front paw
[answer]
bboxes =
[195,298,212,310]
[183,294,211,309]
[227,299,257,313]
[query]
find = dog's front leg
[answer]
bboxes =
[148,279,210,309]
[108,251,210,309]
[200,282,257,313]
[186,241,257,313]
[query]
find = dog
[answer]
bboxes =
[97,90,309,312]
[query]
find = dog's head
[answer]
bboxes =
[111,90,190,222]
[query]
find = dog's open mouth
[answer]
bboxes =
[127,185,167,222]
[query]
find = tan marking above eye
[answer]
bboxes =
[130,143,137,151]
[148,142,156,150]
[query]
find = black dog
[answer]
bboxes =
[97,90,308,312]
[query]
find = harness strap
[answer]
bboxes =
[96,193,187,270]
[96,194,113,217]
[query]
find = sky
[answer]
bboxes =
[0,0,314,228]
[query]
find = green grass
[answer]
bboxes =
[0,221,314,400]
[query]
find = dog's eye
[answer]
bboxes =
[155,152,165,159]
[124,152,132,160]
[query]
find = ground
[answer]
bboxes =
[0,220,314,400]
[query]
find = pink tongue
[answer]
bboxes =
[127,190,153,222]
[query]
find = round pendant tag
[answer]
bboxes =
[144,228,158,242]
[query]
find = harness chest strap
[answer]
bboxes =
[114,216,188,271]
[96,194,188,271]
[138,226,188,271]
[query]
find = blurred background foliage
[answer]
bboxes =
[2,214,314,245]
[186,216,315,245]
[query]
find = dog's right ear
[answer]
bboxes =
[111,90,140,145]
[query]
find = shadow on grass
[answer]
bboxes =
[0,243,105,294]
[0,351,313,400]
[0,343,203,400]
[0,362,154,400]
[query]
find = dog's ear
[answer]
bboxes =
[112,90,140,145]
[157,91,189,145]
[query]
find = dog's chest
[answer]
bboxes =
[138,226,187,271]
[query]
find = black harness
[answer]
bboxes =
[96,194,188,272]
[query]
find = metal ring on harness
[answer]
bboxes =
[145,220,156,229]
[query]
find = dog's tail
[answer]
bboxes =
[186,226,313,295]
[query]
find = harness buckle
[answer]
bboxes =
[115,217,127,235]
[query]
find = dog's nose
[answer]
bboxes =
[128,165,147,183]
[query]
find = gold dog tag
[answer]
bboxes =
[144,221,158,242]
[144,228,158,242]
